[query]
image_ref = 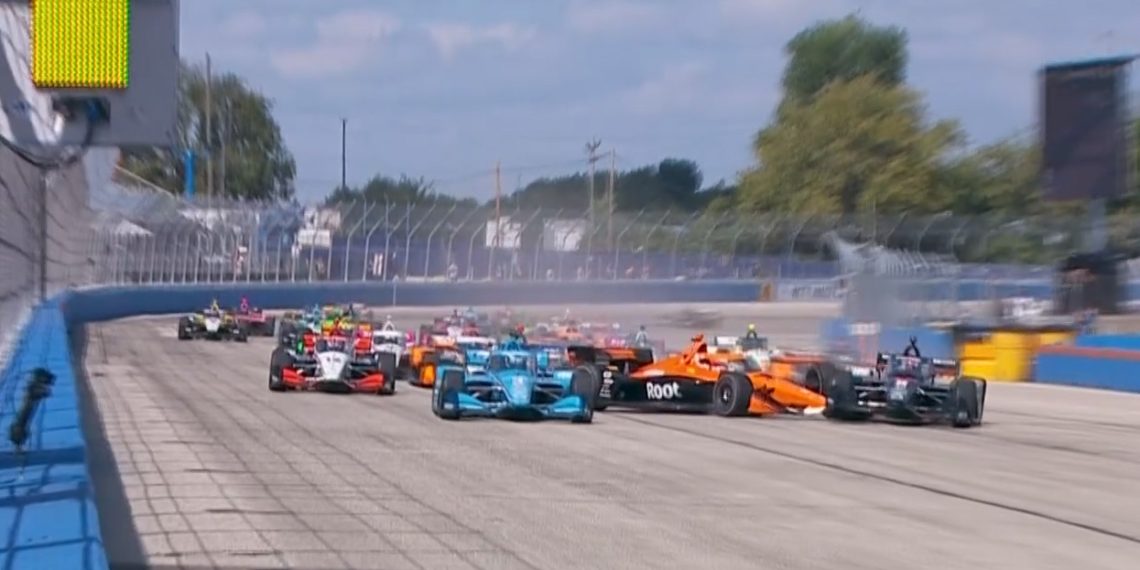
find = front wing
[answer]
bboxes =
[280,367,388,393]
[440,391,591,420]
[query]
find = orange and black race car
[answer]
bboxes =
[571,334,828,416]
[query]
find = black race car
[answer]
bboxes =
[177,309,248,342]
[823,340,985,428]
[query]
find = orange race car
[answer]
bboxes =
[572,334,828,416]
[704,333,838,395]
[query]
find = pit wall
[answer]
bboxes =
[0,279,771,570]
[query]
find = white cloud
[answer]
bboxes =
[619,62,707,116]
[424,22,538,61]
[565,1,665,34]
[220,10,267,38]
[271,9,401,78]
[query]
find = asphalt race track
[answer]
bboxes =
[80,304,1140,570]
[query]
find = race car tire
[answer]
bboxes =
[268,348,292,392]
[177,317,192,340]
[433,369,465,420]
[805,362,839,395]
[822,373,870,421]
[948,377,982,428]
[376,352,398,395]
[568,366,599,423]
[712,373,753,417]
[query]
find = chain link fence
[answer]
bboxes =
[88,191,1098,290]
[0,2,116,365]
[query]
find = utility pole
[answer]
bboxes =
[340,118,347,190]
[219,101,227,199]
[205,53,213,206]
[607,149,616,249]
[585,139,602,259]
[494,161,502,247]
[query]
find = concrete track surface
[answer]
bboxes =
[80,304,1140,570]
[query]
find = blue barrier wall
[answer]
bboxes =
[1072,334,1140,350]
[1034,347,1140,393]
[0,298,106,570]
[63,280,766,323]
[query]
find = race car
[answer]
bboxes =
[706,332,838,394]
[368,326,408,368]
[268,333,397,394]
[823,343,985,427]
[576,334,827,417]
[455,334,496,372]
[177,307,248,342]
[232,297,277,336]
[430,340,596,422]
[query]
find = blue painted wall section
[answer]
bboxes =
[0,297,107,570]
[1034,350,1140,393]
[1033,333,1140,393]
[63,280,767,323]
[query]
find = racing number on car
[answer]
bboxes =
[599,369,614,398]
[645,381,682,400]
[889,379,908,401]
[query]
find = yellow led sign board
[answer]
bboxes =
[31,0,131,89]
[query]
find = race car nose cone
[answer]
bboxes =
[504,374,532,404]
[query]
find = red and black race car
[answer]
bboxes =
[269,332,397,394]
[232,297,277,336]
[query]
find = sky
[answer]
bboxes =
[179,0,1140,205]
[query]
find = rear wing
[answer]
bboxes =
[876,352,960,376]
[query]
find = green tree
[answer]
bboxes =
[505,158,710,213]
[117,61,296,200]
[781,14,908,106]
[326,174,477,207]
[738,76,962,215]
[939,138,1041,216]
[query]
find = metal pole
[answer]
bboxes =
[614,209,644,280]
[585,139,601,268]
[423,202,458,278]
[405,201,438,278]
[607,149,615,249]
[534,208,563,281]
[205,53,213,205]
[341,118,347,190]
